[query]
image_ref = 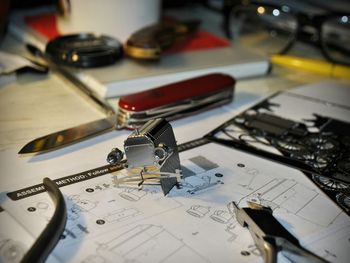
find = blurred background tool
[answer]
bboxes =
[45,33,123,68]
[226,0,350,69]
[124,19,200,60]
[271,55,350,79]
[6,1,270,98]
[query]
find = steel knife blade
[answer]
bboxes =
[19,73,235,154]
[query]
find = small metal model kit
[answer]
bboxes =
[107,118,182,195]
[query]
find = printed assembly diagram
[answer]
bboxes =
[1,143,349,263]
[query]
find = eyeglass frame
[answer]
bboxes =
[225,1,350,65]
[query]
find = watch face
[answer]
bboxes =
[46,33,123,68]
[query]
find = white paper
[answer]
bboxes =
[1,81,349,262]
[1,143,349,263]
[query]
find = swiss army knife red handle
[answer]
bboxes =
[117,73,236,128]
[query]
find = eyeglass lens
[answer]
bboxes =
[230,5,350,65]
[322,15,350,65]
[230,5,298,55]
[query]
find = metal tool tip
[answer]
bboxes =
[247,201,272,213]
[18,143,36,154]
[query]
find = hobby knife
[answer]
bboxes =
[19,73,235,154]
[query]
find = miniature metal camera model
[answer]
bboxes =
[107,118,182,195]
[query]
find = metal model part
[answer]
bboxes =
[107,118,182,195]
[207,93,350,214]
[229,202,328,263]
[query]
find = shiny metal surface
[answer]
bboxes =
[19,115,117,154]
[120,118,182,195]
[118,88,233,129]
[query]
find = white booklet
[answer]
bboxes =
[79,45,270,98]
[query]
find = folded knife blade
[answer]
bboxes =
[19,73,235,154]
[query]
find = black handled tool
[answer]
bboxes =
[229,201,328,263]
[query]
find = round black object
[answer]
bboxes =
[45,33,123,68]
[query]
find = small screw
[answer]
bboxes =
[107,148,124,164]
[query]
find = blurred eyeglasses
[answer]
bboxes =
[228,2,350,65]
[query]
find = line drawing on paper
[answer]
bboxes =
[184,176,224,195]
[68,195,98,212]
[102,207,142,223]
[210,210,232,224]
[118,188,148,202]
[237,178,342,226]
[0,236,26,263]
[186,205,211,218]
[81,224,210,263]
